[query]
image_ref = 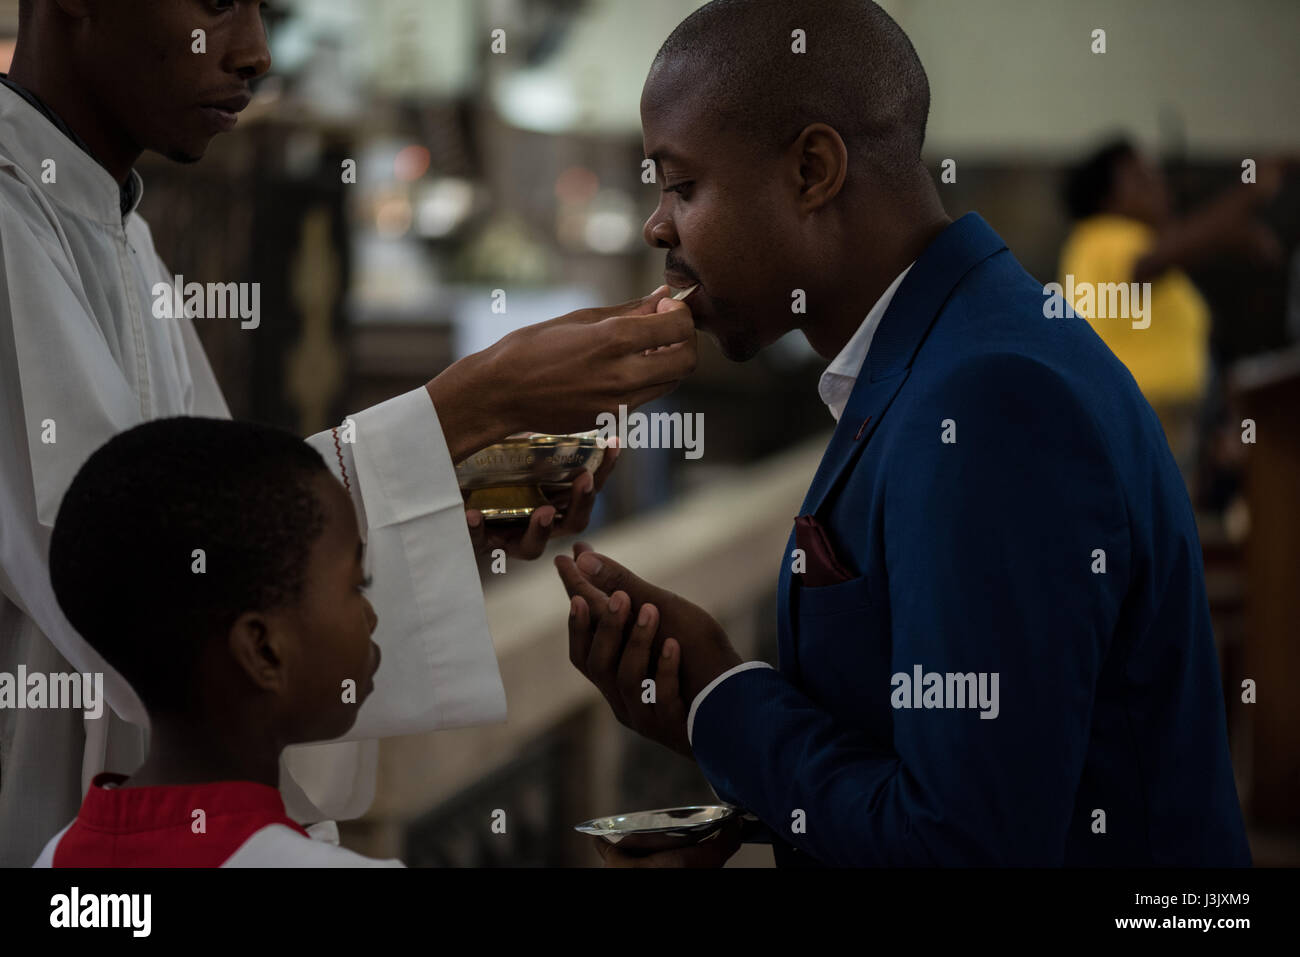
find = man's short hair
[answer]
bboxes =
[1063,137,1137,220]
[49,418,329,714]
[652,0,931,181]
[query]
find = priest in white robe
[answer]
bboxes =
[0,0,696,866]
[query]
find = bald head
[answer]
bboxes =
[649,0,930,181]
[638,0,947,365]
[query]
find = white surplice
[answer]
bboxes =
[0,85,506,864]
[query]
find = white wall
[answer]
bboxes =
[882,0,1300,159]
[511,0,1300,158]
[10,0,1292,158]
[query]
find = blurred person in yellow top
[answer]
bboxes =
[1059,138,1283,480]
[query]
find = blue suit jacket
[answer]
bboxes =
[691,213,1251,866]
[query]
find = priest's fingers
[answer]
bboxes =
[638,334,697,382]
[553,470,596,535]
[572,286,671,325]
[507,506,556,559]
[616,602,658,716]
[590,436,620,494]
[604,305,696,356]
[617,377,690,414]
[471,508,556,560]
[605,285,673,320]
[466,509,489,555]
[568,595,593,674]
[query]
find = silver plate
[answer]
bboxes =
[574,804,737,853]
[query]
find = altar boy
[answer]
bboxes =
[35,417,410,866]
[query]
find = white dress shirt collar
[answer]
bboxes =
[816,262,914,421]
[686,262,916,747]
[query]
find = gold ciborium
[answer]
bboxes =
[455,431,606,522]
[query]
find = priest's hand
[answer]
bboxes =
[555,545,744,758]
[488,287,696,437]
[465,441,620,560]
[426,287,696,464]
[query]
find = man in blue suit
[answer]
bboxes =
[557,0,1250,867]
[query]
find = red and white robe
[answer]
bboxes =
[33,774,404,868]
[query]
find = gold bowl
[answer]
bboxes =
[455,431,606,522]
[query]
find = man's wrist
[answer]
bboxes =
[686,660,771,747]
[682,646,745,707]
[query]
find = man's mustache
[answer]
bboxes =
[664,253,698,282]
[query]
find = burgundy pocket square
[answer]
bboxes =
[794,514,855,587]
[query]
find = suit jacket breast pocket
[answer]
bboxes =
[795,573,893,735]
[796,572,873,617]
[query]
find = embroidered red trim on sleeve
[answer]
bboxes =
[331,427,352,493]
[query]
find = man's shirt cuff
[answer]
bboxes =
[687,661,774,746]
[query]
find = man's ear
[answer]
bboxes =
[792,123,849,212]
[227,612,288,694]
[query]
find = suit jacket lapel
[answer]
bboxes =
[777,214,1008,674]
[798,370,909,517]
[777,525,799,676]
[799,213,1008,519]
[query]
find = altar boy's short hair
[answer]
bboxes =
[49,417,329,714]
